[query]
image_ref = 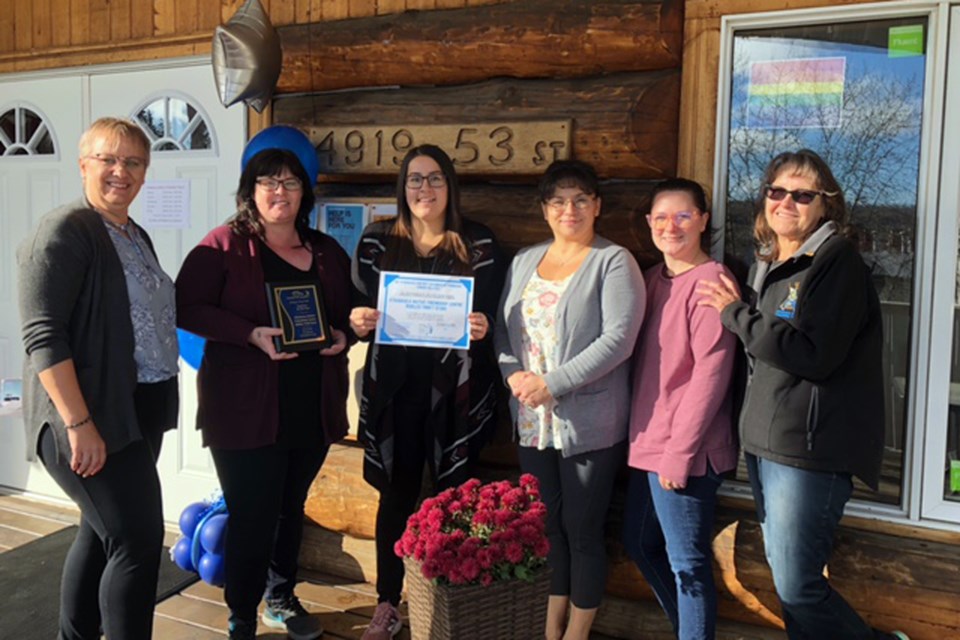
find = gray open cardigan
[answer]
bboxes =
[495,235,646,457]
[17,198,178,463]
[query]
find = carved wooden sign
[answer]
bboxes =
[305,121,571,175]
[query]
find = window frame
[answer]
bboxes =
[711,0,956,529]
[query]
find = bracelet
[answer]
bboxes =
[65,415,92,430]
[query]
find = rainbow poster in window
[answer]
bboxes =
[747,57,845,129]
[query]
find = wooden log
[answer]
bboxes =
[277,0,683,94]
[275,71,681,181]
[315,179,662,264]
[304,443,960,639]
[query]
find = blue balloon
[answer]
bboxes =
[177,329,206,371]
[172,536,195,572]
[198,552,226,587]
[199,513,229,556]
[179,501,209,539]
[241,125,319,187]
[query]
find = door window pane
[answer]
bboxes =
[723,17,928,504]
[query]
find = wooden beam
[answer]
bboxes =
[273,71,681,181]
[277,0,683,93]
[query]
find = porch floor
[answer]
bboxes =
[0,493,626,639]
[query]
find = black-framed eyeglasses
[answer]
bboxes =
[85,153,147,172]
[406,173,447,189]
[764,185,838,205]
[256,177,303,192]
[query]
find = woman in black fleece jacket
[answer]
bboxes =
[697,150,908,640]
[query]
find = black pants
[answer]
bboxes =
[211,440,329,622]
[518,442,624,609]
[375,362,434,606]
[38,380,171,640]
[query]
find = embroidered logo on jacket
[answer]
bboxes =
[775,282,800,319]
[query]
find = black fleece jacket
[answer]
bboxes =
[720,223,885,489]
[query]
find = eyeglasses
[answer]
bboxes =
[85,153,147,172]
[646,211,700,230]
[545,196,596,212]
[764,185,837,205]
[256,177,303,192]
[406,173,447,189]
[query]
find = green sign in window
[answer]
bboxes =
[889,25,924,58]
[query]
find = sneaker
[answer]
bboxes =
[228,617,257,640]
[360,601,402,640]
[262,594,323,640]
[874,631,911,640]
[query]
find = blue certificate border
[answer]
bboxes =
[375,272,475,349]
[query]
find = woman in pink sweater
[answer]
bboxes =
[623,178,739,640]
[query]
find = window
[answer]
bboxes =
[716,8,937,511]
[133,95,214,152]
[0,104,56,156]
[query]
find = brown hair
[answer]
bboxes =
[78,117,151,166]
[754,149,846,261]
[648,177,714,252]
[382,144,471,274]
[228,148,316,242]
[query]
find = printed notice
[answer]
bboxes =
[141,180,191,229]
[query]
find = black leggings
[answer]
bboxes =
[374,361,435,606]
[211,441,329,622]
[38,382,169,640]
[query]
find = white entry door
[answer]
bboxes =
[0,76,85,499]
[0,61,245,524]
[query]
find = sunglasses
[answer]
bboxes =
[764,185,838,205]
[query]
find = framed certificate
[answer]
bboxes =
[265,281,331,352]
[375,271,475,350]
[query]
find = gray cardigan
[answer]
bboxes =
[495,235,645,456]
[17,199,174,463]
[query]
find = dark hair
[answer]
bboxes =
[229,149,316,241]
[754,149,847,262]
[538,160,601,202]
[648,177,713,251]
[383,144,470,273]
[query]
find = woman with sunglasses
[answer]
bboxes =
[622,178,738,640]
[176,132,352,640]
[697,150,908,640]
[350,144,505,640]
[495,160,644,640]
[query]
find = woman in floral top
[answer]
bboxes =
[495,160,645,640]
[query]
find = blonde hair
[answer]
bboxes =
[78,117,151,166]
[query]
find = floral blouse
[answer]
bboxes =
[517,272,572,449]
[102,218,178,383]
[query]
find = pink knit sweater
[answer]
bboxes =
[628,260,739,486]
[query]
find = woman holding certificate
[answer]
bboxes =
[176,130,352,640]
[349,144,505,640]
[495,160,645,640]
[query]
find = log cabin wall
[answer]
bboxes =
[5,1,960,639]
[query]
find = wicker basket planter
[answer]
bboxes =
[403,557,550,639]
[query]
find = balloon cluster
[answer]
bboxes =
[171,497,228,587]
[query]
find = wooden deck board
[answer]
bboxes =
[1,492,784,639]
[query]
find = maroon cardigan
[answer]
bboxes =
[175,225,352,449]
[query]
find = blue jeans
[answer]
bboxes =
[746,454,874,640]
[623,468,721,640]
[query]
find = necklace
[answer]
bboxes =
[549,244,589,268]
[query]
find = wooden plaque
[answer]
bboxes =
[306,121,571,176]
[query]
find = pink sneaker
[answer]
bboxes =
[361,601,402,640]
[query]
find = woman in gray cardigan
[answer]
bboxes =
[495,160,645,640]
[18,117,178,640]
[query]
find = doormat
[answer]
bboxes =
[0,525,199,639]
